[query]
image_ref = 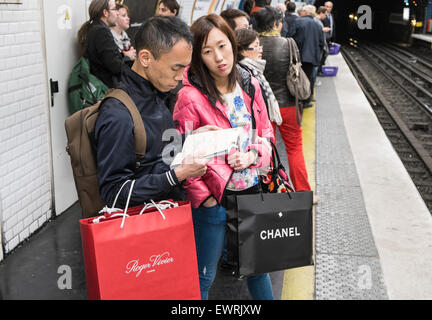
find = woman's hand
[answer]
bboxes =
[203,196,218,207]
[192,125,221,135]
[123,46,137,61]
[227,150,257,171]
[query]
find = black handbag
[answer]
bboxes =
[261,140,295,194]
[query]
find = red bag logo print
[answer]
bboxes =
[125,252,175,277]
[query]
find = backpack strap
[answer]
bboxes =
[104,89,147,168]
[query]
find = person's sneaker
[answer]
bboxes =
[315,80,322,86]
[303,103,313,108]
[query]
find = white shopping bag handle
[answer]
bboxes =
[138,200,179,220]
[92,179,135,228]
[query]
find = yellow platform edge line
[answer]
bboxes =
[280,102,316,300]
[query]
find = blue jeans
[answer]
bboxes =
[192,204,274,300]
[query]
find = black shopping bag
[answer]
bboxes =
[225,190,314,277]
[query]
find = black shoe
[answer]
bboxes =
[303,103,313,108]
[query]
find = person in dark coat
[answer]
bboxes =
[78,0,127,88]
[254,6,312,192]
[292,4,324,106]
[281,1,297,38]
[325,1,336,42]
[93,16,213,209]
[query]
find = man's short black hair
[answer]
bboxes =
[255,0,268,7]
[134,15,192,59]
[220,8,249,30]
[317,6,327,15]
[254,6,282,33]
[287,2,296,13]
[160,0,180,16]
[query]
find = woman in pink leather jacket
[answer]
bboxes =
[173,14,275,300]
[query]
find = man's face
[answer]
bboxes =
[140,39,192,92]
[104,0,118,27]
[158,3,176,16]
[325,2,333,14]
[233,16,249,30]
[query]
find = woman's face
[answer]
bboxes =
[241,37,262,60]
[117,8,130,31]
[201,27,234,83]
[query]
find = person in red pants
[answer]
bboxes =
[255,6,311,192]
[271,108,311,191]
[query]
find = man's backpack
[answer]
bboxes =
[65,89,146,218]
[68,57,109,114]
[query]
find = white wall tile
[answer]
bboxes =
[0,0,52,257]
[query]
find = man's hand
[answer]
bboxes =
[174,155,209,182]
[227,150,257,171]
[323,27,331,33]
[192,125,221,135]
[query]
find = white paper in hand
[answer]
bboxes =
[170,127,242,168]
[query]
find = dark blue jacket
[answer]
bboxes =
[93,67,185,208]
[281,13,297,38]
[293,16,324,66]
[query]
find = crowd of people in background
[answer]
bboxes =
[75,0,336,300]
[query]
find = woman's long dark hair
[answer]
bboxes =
[190,14,239,104]
[77,0,111,56]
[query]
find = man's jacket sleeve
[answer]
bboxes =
[94,99,180,208]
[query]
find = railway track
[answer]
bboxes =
[341,43,432,212]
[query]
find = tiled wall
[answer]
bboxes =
[0,0,52,257]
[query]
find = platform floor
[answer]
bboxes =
[1,52,432,300]
[312,53,432,299]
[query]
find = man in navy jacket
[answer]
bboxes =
[281,1,298,38]
[93,16,210,208]
[293,5,324,106]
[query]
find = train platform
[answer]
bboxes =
[1,51,432,300]
[411,33,432,43]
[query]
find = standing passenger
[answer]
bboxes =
[254,6,312,192]
[325,1,335,42]
[158,0,180,16]
[93,16,211,209]
[235,28,281,125]
[281,1,298,38]
[173,14,275,300]
[292,5,324,108]
[220,8,250,31]
[110,3,136,64]
[78,0,124,88]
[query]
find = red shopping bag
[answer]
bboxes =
[79,182,201,300]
